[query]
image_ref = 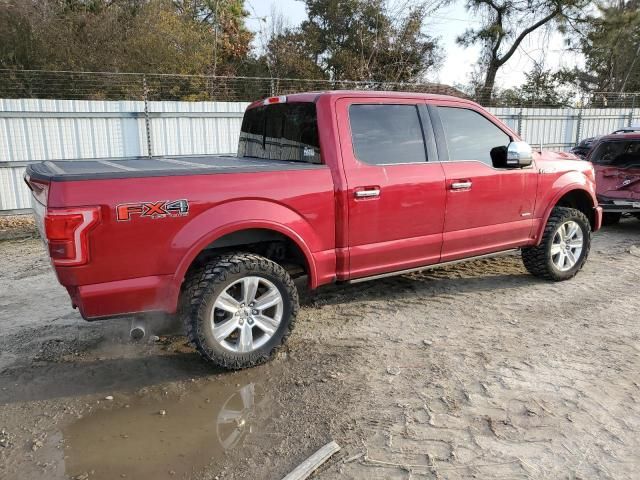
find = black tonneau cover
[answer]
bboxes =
[26,155,324,182]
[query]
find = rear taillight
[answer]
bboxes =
[44,207,100,266]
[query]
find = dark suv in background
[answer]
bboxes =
[571,125,640,159]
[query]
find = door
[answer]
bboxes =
[335,98,447,279]
[430,104,538,261]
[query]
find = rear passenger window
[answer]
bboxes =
[438,107,511,168]
[349,104,427,165]
[238,103,321,163]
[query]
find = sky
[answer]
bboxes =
[244,0,583,89]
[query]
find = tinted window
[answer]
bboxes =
[238,103,320,163]
[590,140,640,168]
[349,104,427,165]
[438,107,511,168]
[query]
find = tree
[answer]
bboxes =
[0,0,254,99]
[260,0,442,83]
[495,63,572,106]
[172,0,253,75]
[0,0,252,75]
[566,1,640,95]
[458,0,588,104]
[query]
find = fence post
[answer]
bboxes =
[575,107,583,145]
[629,95,636,127]
[517,108,523,137]
[143,75,152,158]
[270,78,275,97]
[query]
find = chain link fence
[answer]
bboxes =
[0,69,471,102]
[2,69,639,107]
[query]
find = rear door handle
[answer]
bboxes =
[354,187,381,198]
[450,181,472,190]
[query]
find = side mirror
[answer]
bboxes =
[507,141,533,168]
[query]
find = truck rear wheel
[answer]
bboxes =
[181,253,298,370]
[521,206,591,281]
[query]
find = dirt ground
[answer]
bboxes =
[0,216,639,480]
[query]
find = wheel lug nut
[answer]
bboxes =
[252,310,258,315]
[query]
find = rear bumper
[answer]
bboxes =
[68,275,179,320]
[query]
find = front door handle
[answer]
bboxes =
[354,187,381,198]
[450,181,472,190]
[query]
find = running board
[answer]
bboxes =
[346,249,519,284]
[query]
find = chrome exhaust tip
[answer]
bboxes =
[130,318,146,341]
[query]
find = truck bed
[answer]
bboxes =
[27,155,323,182]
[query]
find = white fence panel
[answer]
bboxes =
[0,99,147,162]
[149,101,246,156]
[489,107,637,151]
[0,100,637,213]
[0,166,30,212]
[580,108,631,139]
[0,99,248,211]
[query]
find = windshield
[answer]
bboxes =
[591,140,640,168]
[238,103,321,164]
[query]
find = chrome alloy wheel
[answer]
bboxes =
[550,220,584,271]
[211,276,283,353]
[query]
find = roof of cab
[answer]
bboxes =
[247,90,475,109]
[599,132,640,141]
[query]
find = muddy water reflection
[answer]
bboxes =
[64,379,272,480]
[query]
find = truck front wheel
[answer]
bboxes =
[521,207,591,281]
[181,253,299,369]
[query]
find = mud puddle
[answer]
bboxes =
[63,372,275,480]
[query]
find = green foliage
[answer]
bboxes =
[0,0,251,75]
[459,0,589,103]
[494,64,573,106]
[258,0,442,83]
[567,0,640,94]
[0,0,253,99]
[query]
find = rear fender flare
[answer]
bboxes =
[169,200,323,305]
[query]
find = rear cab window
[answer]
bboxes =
[238,103,321,164]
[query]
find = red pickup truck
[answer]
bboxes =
[25,91,602,369]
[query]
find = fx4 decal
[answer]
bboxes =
[116,199,189,221]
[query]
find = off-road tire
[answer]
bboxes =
[521,207,591,281]
[602,212,622,226]
[180,253,298,370]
